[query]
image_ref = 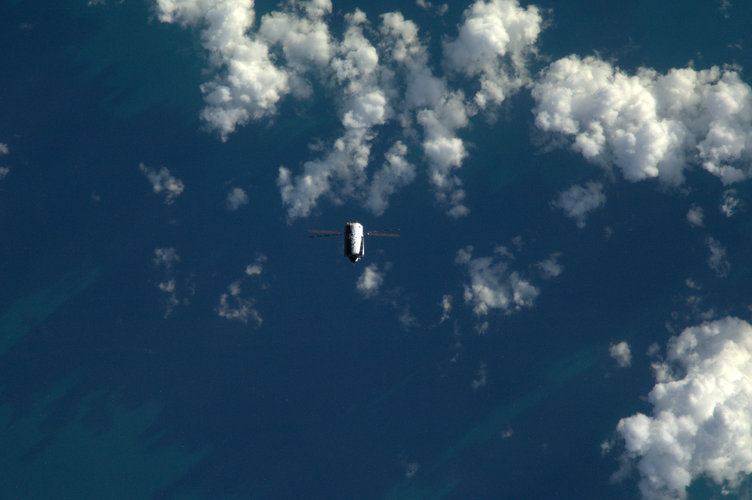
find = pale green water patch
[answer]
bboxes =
[0,382,206,499]
[0,268,100,356]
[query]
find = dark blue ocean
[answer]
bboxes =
[2,0,752,498]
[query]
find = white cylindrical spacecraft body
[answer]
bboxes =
[344,222,364,263]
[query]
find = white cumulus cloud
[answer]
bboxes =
[615,317,752,499]
[158,0,544,220]
[444,0,542,109]
[532,56,752,185]
[277,10,389,219]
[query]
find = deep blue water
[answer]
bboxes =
[2,0,752,499]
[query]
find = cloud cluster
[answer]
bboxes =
[443,0,541,109]
[532,56,752,185]
[456,245,539,318]
[156,0,543,219]
[155,0,333,139]
[552,181,605,228]
[216,254,267,324]
[278,9,389,219]
[615,317,752,499]
[153,247,183,317]
[140,163,184,204]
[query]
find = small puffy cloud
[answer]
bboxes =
[140,163,184,204]
[532,56,752,185]
[614,317,752,499]
[536,252,563,279]
[553,181,606,228]
[0,143,8,155]
[0,167,9,180]
[245,254,267,276]
[153,247,180,269]
[356,263,384,298]
[609,341,632,368]
[706,236,730,277]
[226,187,249,211]
[443,0,543,109]
[686,205,704,227]
[456,245,539,318]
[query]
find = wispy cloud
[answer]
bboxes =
[226,187,249,211]
[471,361,488,390]
[720,188,741,217]
[705,236,730,277]
[456,245,539,331]
[0,142,10,180]
[686,205,704,227]
[140,163,184,204]
[216,254,267,325]
[553,182,605,228]
[609,341,632,368]
[356,263,384,298]
[439,294,452,323]
[153,247,185,317]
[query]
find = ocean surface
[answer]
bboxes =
[2,0,752,499]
